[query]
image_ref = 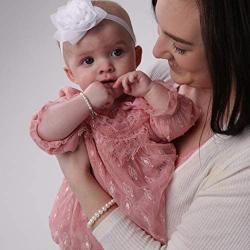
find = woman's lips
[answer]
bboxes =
[169,61,181,74]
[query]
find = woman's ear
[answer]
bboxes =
[135,45,143,67]
[64,66,76,83]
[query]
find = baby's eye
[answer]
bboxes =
[81,57,94,65]
[111,48,123,57]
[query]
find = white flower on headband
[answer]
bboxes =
[51,0,107,44]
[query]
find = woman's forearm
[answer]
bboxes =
[38,94,90,141]
[68,173,118,229]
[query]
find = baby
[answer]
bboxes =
[29,0,200,249]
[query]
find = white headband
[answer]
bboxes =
[51,0,136,56]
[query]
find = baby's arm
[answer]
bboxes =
[114,70,173,113]
[37,82,117,141]
[30,86,87,154]
[114,71,200,141]
[37,92,89,141]
[145,81,201,141]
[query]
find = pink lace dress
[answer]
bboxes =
[30,83,200,250]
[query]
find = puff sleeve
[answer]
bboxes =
[29,86,84,154]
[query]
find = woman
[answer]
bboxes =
[56,0,250,249]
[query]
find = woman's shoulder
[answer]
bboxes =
[217,126,250,154]
[210,126,250,172]
[183,127,250,194]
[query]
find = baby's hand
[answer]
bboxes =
[84,81,116,110]
[113,71,153,97]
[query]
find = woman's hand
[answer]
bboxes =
[56,139,91,190]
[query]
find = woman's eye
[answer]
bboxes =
[173,44,186,55]
[81,57,94,65]
[111,48,123,57]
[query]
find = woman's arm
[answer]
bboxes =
[57,140,250,250]
[56,141,118,227]
[56,140,168,248]
[92,154,250,250]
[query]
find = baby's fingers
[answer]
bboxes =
[113,78,123,88]
[122,79,132,93]
[128,72,138,83]
[114,75,131,93]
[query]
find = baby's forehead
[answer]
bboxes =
[66,21,133,54]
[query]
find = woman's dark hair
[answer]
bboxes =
[152,0,250,135]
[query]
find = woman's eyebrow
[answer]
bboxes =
[163,30,194,46]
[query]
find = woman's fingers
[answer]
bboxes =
[56,139,91,178]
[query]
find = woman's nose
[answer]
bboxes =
[153,36,173,61]
[99,60,115,74]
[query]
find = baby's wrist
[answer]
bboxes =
[144,81,164,101]
[79,91,97,118]
[83,87,102,109]
[82,88,93,105]
[143,81,154,98]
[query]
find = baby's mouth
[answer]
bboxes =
[101,79,116,85]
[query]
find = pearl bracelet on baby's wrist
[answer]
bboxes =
[87,199,116,228]
[79,92,97,119]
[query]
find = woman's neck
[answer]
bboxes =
[174,85,213,164]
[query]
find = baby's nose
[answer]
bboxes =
[99,60,115,74]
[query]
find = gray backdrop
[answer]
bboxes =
[0,0,160,249]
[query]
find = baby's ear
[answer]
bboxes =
[64,66,76,83]
[135,45,142,67]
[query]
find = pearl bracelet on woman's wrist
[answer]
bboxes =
[79,92,97,119]
[87,199,116,228]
